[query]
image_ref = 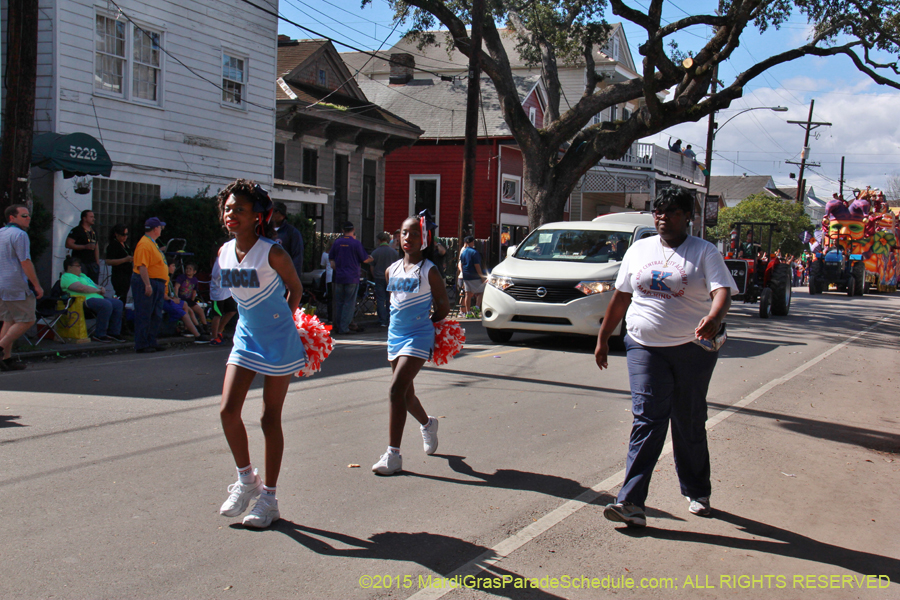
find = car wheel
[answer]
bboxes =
[486,328,513,344]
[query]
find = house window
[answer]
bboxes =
[274,143,285,180]
[501,175,521,205]
[610,105,618,121]
[318,69,327,87]
[95,15,126,95]
[222,53,246,107]
[301,148,318,185]
[132,29,161,101]
[529,107,536,125]
[612,37,620,61]
[409,175,440,225]
[95,14,162,104]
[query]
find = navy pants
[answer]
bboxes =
[85,297,123,338]
[374,278,389,327]
[617,335,719,509]
[132,275,165,350]
[333,283,358,334]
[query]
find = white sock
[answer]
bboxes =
[388,446,400,454]
[237,465,255,484]
[261,485,277,500]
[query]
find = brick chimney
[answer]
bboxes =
[389,53,415,85]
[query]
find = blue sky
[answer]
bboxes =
[277,0,900,198]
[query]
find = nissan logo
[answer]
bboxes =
[536,287,547,298]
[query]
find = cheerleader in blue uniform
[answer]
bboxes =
[372,212,450,475]
[215,179,306,527]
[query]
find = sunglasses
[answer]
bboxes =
[653,206,684,217]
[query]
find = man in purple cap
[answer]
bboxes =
[131,217,168,353]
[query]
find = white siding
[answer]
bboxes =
[54,0,277,193]
[38,0,279,282]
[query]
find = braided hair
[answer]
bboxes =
[216,178,275,238]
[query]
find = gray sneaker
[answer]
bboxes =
[421,416,439,455]
[603,501,646,528]
[688,496,711,516]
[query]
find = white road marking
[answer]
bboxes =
[405,308,900,600]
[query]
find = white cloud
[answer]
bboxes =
[639,85,900,197]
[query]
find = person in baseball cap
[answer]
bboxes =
[144,217,166,230]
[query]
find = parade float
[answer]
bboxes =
[808,188,899,295]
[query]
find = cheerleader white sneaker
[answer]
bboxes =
[219,470,262,517]
[421,417,439,455]
[372,450,402,475]
[242,495,280,528]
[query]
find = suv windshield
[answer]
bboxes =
[514,229,633,263]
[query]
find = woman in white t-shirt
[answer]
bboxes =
[594,187,737,529]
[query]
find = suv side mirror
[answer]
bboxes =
[506,245,517,258]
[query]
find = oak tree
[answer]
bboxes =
[371,0,900,228]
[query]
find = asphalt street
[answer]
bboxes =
[1,289,898,599]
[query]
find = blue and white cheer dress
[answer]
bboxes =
[218,237,307,376]
[386,259,436,361]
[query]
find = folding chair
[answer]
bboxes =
[354,279,377,319]
[25,281,75,347]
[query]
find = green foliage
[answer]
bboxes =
[139,193,223,273]
[27,195,53,262]
[708,194,812,256]
[283,211,317,271]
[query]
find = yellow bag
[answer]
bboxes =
[56,296,90,342]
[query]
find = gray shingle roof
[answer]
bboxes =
[710,175,779,207]
[356,75,541,139]
[342,26,623,77]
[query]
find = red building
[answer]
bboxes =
[358,69,562,247]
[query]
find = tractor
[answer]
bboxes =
[807,226,865,296]
[723,222,792,318]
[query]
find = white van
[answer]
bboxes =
[481,212,657,344]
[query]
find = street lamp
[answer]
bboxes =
[701,106,788,238]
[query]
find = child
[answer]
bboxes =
[164,262,210,343]
[372,212,450,475]
[208,257,237,346]
[216,179,306,528]
[173,262,210,334]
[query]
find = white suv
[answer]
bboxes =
[481,212,657,344]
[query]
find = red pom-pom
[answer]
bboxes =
[431,319,465,366]
[292,309,334,377]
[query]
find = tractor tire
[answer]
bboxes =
[808,260,823,294]
[847,275,856,297]
[759,287,773,318]
[486,328,513,344]
[852,261,866,296]
[770,263,792,316]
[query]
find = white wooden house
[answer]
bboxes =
[0,0,302,285]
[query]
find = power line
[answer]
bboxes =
[238,0,456,81]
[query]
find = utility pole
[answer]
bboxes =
[786,99,830,203]
[701,62,718,240]
[839,156,845,198]
[457,0,483,246]
[0,0,39,211]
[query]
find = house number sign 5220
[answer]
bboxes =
[69,146,99,161]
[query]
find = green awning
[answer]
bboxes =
[31,132,112,178]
